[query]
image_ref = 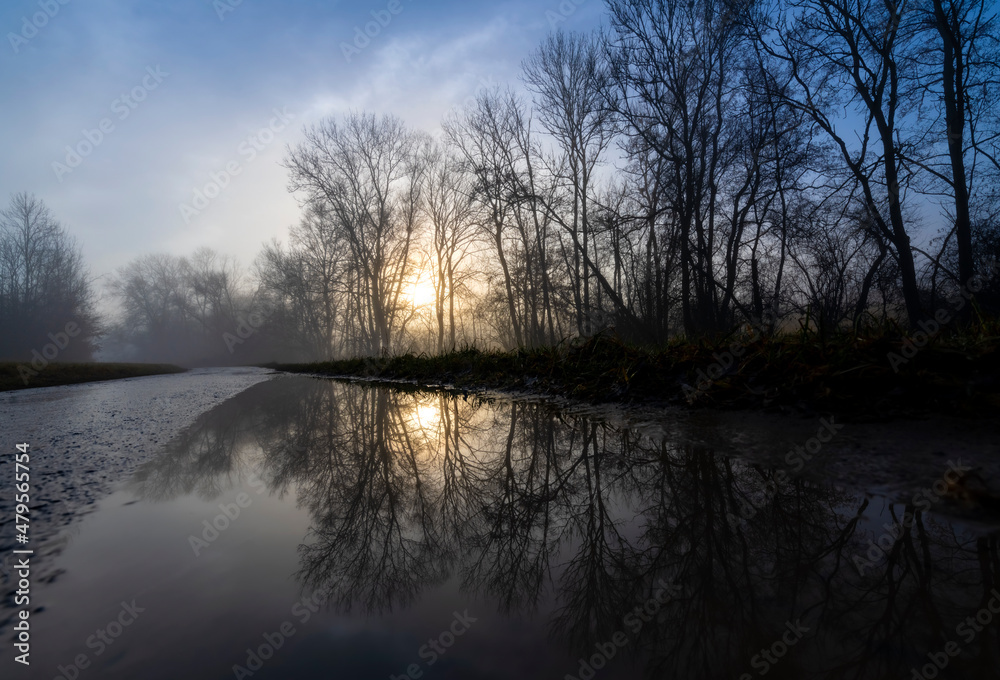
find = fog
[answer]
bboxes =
[2,0,999,367]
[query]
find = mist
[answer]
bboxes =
[3,0,999,368]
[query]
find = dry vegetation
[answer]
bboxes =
[0,362,186,392]
[273,323,1000,420]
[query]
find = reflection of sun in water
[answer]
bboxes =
[412,400,441,432]
[409,279,436,307]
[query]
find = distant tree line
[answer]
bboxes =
[3,0,999,365]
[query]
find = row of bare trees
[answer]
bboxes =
[104,249,258,364]
[0,193,261,365]
[81,0,1000,364]
[246,0,999,359]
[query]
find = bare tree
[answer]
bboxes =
[285,112,427,355]
[107,254,191,361]
[422,145,479,352]
[445,89,533,348]
[183,248,244,336]
[0,192,97,360]
[605,0,747,334]
[523,30,617,336]
[911,0,999,294]
[106,249,253,364]
[751,0,928,326]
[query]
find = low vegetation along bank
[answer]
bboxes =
[0,362,187,392]
[271,327,1000,421]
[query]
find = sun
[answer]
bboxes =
[414,402,440,428]
[409,279,437,307]
[408,399,441,434]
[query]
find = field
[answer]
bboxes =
[0,362,187,392]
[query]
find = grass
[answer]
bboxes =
[0,362,187,392]
[268,322,1000,420]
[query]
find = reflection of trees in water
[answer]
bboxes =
[130,377,1000,678]
[129,385,259,501]
[283,386,452,613]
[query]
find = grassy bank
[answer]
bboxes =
[0,362,187,392]
[269,327,1000,420]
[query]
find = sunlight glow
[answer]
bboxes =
[408,279,437,308]
[412,401,441,432]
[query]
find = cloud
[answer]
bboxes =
[0,0,604,285]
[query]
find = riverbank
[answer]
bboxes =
[268,328,1000,421]
[0,362,187,391]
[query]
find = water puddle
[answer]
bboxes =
[3,376,999,679]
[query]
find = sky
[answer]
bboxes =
[0,0,605,288]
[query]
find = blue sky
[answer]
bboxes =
[0,0,604,283]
